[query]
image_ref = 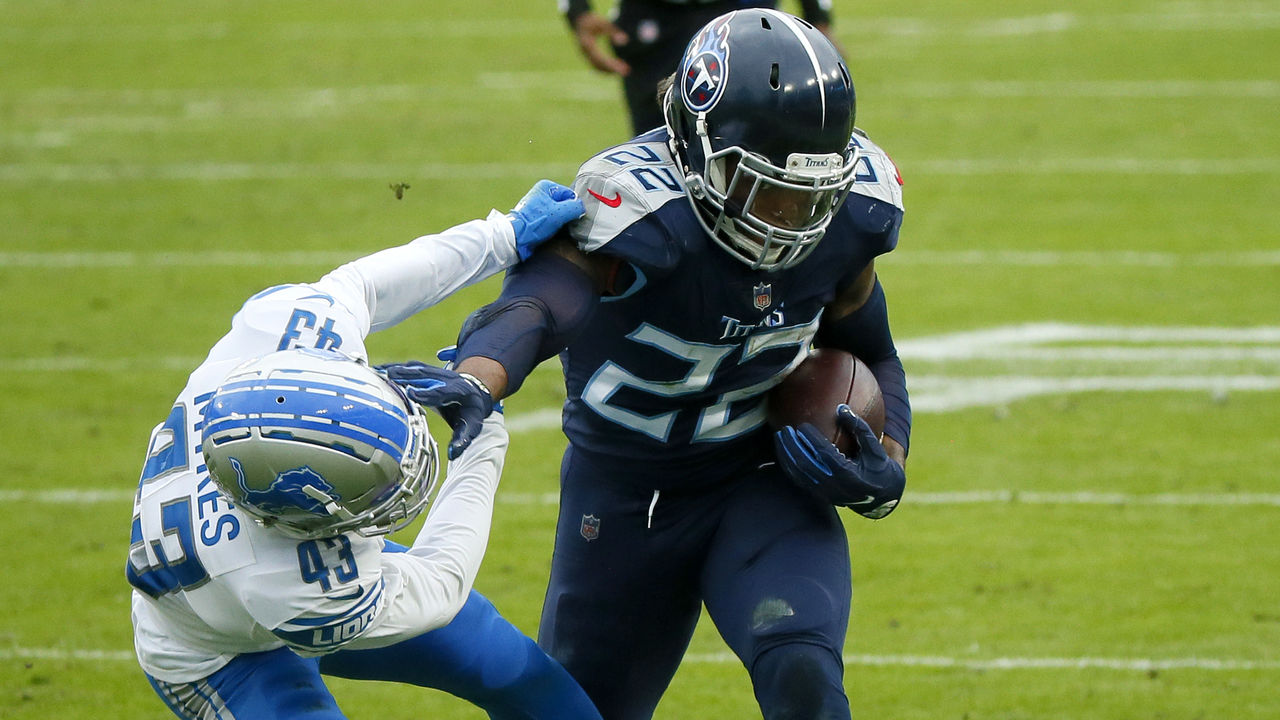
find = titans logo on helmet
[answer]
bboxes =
[230,458,338,516]
[681,15,732,112]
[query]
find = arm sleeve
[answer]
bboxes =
[816,279,912,454]
[454,251,599,395]
[313,210,520,335]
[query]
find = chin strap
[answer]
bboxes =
[302,484,357,521]
[694,112,726,192]
[662,87,688,173]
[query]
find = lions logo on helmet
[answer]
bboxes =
[229,459,338,517]
[681,16,731,112]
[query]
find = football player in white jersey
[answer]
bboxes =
[127,180,603,719]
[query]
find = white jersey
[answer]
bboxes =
[130,211,519,683]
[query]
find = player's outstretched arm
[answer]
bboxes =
[451,238,611,399]
[316,180,582,336]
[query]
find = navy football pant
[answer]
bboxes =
[539,445,852,719]
[145,547,601,719]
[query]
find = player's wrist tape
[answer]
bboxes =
[457,372,492,399]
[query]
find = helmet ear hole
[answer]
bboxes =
[769,63,780,90]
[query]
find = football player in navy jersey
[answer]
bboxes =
[451,9,910,718]
[562,0,837,135]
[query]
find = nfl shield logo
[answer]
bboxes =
[753,282,773,310]
[580,514,600,542]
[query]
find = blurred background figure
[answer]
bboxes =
[561,0,836,135]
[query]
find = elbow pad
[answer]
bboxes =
[455,252,597,395]
[817,279,912,454]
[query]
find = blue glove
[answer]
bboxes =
[435,344,458,369]
[376,361,497,460]
[773,404,905,519]
[507,179,584,260]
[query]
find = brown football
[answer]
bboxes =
[766,348,885,455]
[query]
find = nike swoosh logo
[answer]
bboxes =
[298,292,336,306]
[326,586,364,602]
[847,495,877,506]
[587,189,623,208]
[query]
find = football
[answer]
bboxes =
[766,348,885,455]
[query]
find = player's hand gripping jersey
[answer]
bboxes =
[128,213,519,683]
[558,129,904,482]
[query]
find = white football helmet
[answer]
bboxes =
[201,347,438,539]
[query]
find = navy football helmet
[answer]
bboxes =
[202,348,439,539]
[663,8,858,271]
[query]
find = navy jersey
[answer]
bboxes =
[561,130,904,487]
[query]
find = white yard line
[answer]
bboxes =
[4,250,1279,268]
[0,161,580,182]
[5,7,1278,44]
[692,652,1280,671]
[908,374,1280,412]
[892,80,1280,98]
[889,250,1280,267]
[1,157,1275,182]
[0,363,1275,411]
[10,79,1276,106]
[895,324,1280,358]
[969,10,1280,36]
[3,645,1275,671]
[0,250,359,268]
[1,78,1269,145]
[3,323,1278,413]
[0,19,562,45]
[6,489,1279,508]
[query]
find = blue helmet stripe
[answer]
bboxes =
[204,415,409,461]
[203,381,413,460]
[211,377,409,421]
[206,382,409,428]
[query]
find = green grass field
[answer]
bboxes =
[2,0,1278,717]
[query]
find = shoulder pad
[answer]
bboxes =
[847,130,905,211]
[568,140,687,254]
